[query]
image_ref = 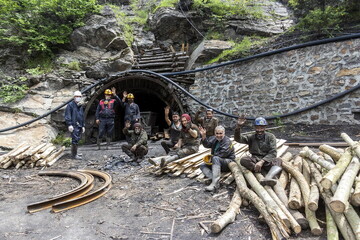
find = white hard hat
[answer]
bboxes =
[73,91,82,97]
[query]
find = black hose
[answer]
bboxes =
[1,33,359,133]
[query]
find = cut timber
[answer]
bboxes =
[341,133,360,160]
[255,173,301,234]
[8,145,31,159]
[211,188,242,233]
[278,152,292,189]
[308,178,320,211]
[229,162,290,240]
[282,159,322,235]
[351,173,360,206]
[326,206,340,240]
[288,156,303,210]
[239,164,290,229]
[302,159,311,185]
[39,145,56,159]
[321,148,352,190]
[310,163,356,240]
[319,144,342,162]
[300,146,335,170]
[330,156,360,213]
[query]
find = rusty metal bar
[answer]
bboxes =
[27,171,94,213]
[51,169,112,213]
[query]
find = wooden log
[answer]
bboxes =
[300,146,335,170]
[222,174,234,185]
[239,164,290,229]
[351,172,360,206]
[255,173,302,234]
[211,188,242,233]
[15,160,25,169]
[39,146,56,159]
[326,206,339,240]
[282,160,322,235]
[0,143,27,163]
[302,159,311,184]
[309,163,356,240]
[341,133,360,159]
[319,144,342,162]
[308,177,320,211]
[2,159,13,169]
[47,152,66,167]
[278,152,292,189]
[229,162,290,240]
[330,156,360,213]
[8,145,31,159]
[14,146,34,160]
[321,148,353,190]
[288,156,303,210]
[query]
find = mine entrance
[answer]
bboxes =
[84,74,185,143]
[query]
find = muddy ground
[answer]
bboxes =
[1,125,358,240]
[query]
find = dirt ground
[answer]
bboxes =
[1,125,358,240]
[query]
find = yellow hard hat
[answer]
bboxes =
[104,89,112,95]
[127,93,134,99]
[203,154,212,165]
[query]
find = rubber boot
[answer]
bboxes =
[97,138,101,150]
[160,155,179,168]
[161,142,170,154]
[148,158,157,166]
[200,165,213,179]
[71,144,82,160]
[205,165,220,192]
[106,137,111,150]
[260,166,282,187]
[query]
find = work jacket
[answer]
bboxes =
[121,102,140,123]
[95,95,121,119]
[202,135,235,160]
[64,100,84,128]
[123,128,148,147]
[179,124,201,147]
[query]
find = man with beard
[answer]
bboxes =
[65,91,85,160]
[199,125,235,192]
[95,87,121,150]
[121,121,148,165]
[121,91,140,127]
[160,106,182,154]
[160,114,200,168]
[195,108,218,137]
[234,116,282,187]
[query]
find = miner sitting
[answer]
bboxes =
[234,116,282,187]
[121,121,148,165]
[194,107,218,138]
[199,125,235,192]
[160,114,200,168]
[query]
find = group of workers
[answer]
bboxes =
[65,89,282,192]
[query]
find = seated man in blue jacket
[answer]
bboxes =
[199,125,235,192]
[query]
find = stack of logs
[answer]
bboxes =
[149,133,360,240]
[0,142,65,169]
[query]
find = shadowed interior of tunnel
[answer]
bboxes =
[84,75,185,143]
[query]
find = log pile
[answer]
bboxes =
[149,133,360,239]
[0,142,65,169]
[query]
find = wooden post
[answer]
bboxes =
[319,144,342,162]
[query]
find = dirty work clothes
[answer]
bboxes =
[123,128,148,148]
[161,140,176,154]
[121,102,140,126]
[202,135,235,160]
[176,124,200,158]
[194,115,218,137]
[240,156,282,172]
[234,128,277,162]
[96,96,121,139]
[121,144,148,159]
[169,122,182,143]
[65,100,84,145]
[200,156,233,174]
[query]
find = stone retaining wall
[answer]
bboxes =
[188,38,360,126]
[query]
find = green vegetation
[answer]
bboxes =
[52,133,72,147]
[0,77,29,103]
[67,61,82,71]
[0,0,100,56]
[109,5,134,46]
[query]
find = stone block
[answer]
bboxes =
[310,115,319,121]
[307,66,323,74]
[336,67,360,77]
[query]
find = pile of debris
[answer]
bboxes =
[149,133,360,239]
[0,143,65,169]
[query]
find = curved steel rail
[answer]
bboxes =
[51,169,112,213]
[27,171,94,213]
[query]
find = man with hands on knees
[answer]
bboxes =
[234,115,282,186]
[199,125,235,192]
[160,114,200,168]
[121,120,148,165]
[65,91,85,160]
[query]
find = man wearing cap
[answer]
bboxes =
[160,114,200,167]
[65,91,85,160]
[234,116,282,186]
[199,125,235,192]
[160,106,182,154]
[95,87,122,150]
[121,121,148,164]
[121,91,140,127]
[195,108,218,137]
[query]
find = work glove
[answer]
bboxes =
[82,127,85,133]
[68,125,74,133]
[185,122,192,131]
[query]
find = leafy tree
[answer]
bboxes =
[0,0,100,55]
